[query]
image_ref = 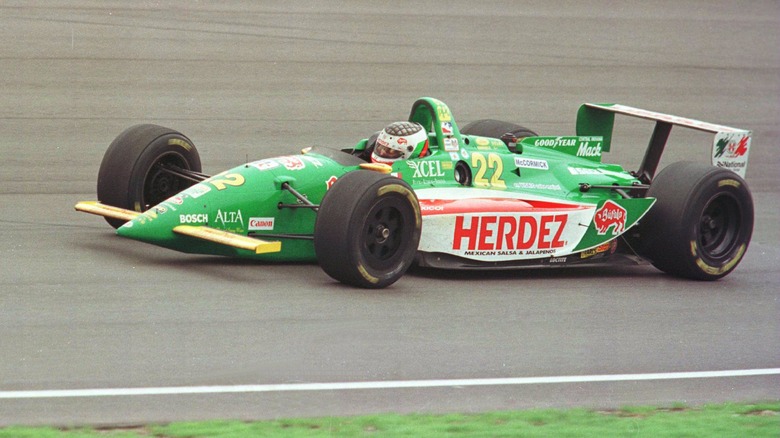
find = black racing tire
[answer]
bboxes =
[314,171,422,289]
[460,119,538,140]
[97,124,201,228]
[635,161,753,280]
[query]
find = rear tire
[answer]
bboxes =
[461,119,538,149]
[97,124,201,228]
[635,161,753,280]
[314,171,422,288]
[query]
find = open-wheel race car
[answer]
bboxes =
[75,97,754,288]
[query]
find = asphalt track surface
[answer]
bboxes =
[1,1,778,427]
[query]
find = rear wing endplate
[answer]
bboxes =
[576,103,751,182]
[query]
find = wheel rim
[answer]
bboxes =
[698,193,741,260]
[362,200,406,266]
[142,152,191,209]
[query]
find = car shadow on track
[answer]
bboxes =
[406,263,665,282]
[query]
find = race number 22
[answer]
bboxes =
[471,153,506,189]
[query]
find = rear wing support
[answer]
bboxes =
[576,103,752,183]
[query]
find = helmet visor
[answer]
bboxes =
[375,142,404,159]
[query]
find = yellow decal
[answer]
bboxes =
[209,173,245,190]
[378,184,422,227]
[718,179,741,188]
[436,104,452,122]
[474,137,505,150]
[471,153,506,189]
[694,244,746,275]
[168,138,192,151]
[358,263,380,284]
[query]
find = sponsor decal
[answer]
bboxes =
[514,157,549,170]
[420,204,445,213]
[513,182,562,191]
[568,166,602,175]
[435,103,452,122]
[449,152,460,161]
[580,241,613,259]
[186,184,211,199]
[473,137,506,151]
[712,132,750,177]
[251,159,280,171]
[594,200,626,235]
[214,209,243,227]
[442,122,453,135]
[180,213,208,224]
[453,214,568,252]
[248,217,275,231]
[718,179,740,188]
[549,256,567,263]
[168,138,192,151]
[532,136,603,160]
[416,196,595,261]
[167,195,185,205]
[326,176,338,189]
[136,208,159,225]
[576,140,602,158]
[533,137,577,148]
[567,167,629,178]
[693,241,746,276]
[408,160,445,179]
[714,135,748,158]
[443,137,459,152]
[278,156,306,171]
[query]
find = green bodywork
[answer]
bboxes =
[116,97,653,263]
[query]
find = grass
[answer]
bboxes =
[0,401,777,437]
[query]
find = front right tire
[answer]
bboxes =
[97,124,201,228]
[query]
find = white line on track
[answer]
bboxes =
[2,368,778,400]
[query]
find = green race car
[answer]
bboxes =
[76,97,754,288]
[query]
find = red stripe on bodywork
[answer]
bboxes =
[419,198,588,216]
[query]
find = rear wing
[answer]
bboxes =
[576,103,751,182]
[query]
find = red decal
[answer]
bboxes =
[733,136,749,157]
[478,216,496,250]
[419,198,585,216]
[516,216,537,250]
[278,156,305,170]
[453,214,567,252]
[496,216,517,250]
[594,200,626,235]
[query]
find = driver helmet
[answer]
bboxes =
[371,121,429,164]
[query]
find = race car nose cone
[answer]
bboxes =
[115,207,177,245]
